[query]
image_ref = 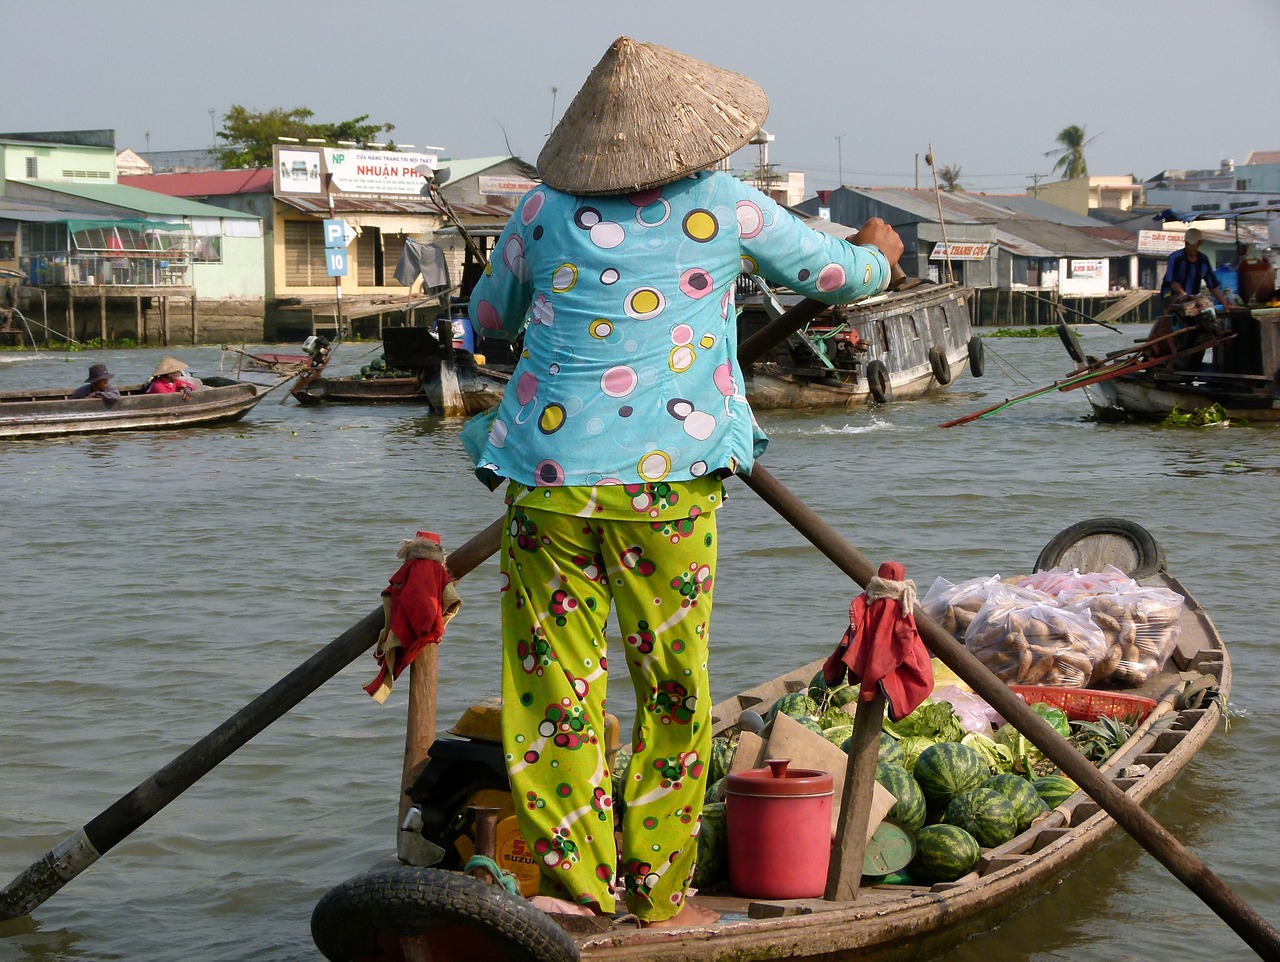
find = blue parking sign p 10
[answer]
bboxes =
[326,249,348,277]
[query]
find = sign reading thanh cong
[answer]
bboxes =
[929,242,990,261]
[323,148,441,196]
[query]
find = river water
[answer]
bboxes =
[1,329,1277,962]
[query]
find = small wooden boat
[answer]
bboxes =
[290,326,508,416]
[1062,305,1280,423]
[0,375,286,439]
[308,519,1235,962]
[740,281,984,409]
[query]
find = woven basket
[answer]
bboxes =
[1010,685,1157,724]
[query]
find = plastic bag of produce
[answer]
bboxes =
[921,575,1021,640]
[1012,565,1132,598]
[964,585,1106,687]
[932,684,1002,734]
[1063,584,1184,686]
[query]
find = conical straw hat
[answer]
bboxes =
[152,356,188,377]
[537,37,769,196]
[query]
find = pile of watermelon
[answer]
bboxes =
[684,672,1094,891]
[755,675,1084,887]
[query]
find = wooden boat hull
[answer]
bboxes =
[1083,373,1280,422]
[1076,306,1280,422]
[740,282,981,410]
[0,376,275,439]
[317,520,1229,962]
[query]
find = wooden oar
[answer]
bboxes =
[740,463,1280,959]
[0,285,841,921]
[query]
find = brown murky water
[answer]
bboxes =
[2,330,1277,961]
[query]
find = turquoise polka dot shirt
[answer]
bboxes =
[462,170,889,489]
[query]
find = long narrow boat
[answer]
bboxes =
[0,375,285,439]
[1064,305,1280,422]
[308,519,1232,962]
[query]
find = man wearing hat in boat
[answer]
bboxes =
[1161,228,1228,309]
[70,363,121,401]
[462,37,903,927]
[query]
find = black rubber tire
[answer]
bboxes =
[1033,518,1165,580]
[967,336,985,377]
[311,867,580,962]
[1057,322,1086,364]
[865,359,892,403]
[928,346,953,385]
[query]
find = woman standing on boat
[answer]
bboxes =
[463,36,902,927]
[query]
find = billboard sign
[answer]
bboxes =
[323,148,440,196]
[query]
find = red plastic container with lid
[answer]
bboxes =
[725,758,833,899]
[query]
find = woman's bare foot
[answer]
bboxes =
[529,895,601,918]
[638,900,719,928]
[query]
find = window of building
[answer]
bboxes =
[25,157,38,178]
[192,236,222,264]
[0,239,15,261]
[284,220,327,286]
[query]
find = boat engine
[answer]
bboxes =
[400,698,620,895]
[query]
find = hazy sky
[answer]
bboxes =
[9,0,1279,195]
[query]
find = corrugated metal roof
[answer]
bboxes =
[28,181,258,218]
[276,195,516,221]
[436,156,535,185]
[119,169,273,197]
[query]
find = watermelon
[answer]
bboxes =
[909,824,981,884]
[942,787,1019,848]
[704,776,725,803]
[828,683,860,709]
[913,742,990,808]
[1032,774,1078,808]
[985,773,1049,832]
[878,732,905,766]
[823,724,854,748]
[794,716,826,736]
[875,761,927,832]
[708,736,736,784]
[693,802,728,888]
[766,691,822,726]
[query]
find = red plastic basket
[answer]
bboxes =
[1009,685,1157,724]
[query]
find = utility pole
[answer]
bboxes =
[835,134,845,187]
[1027,172,1043,198]
[548,87,558,138]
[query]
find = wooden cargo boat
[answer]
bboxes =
[1063,305,1280,423]
[289,326,508,416]
[740,281,984,409]
[0,375,285,439]
[306,518,1240,962]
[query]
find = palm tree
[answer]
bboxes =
[1045,125,1097,180]
[938,164,964,192]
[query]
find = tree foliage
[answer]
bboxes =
[1045,125,1096,180]
[215,106,396,169]
[938,164,964,192]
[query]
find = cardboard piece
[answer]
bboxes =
[747,713,896,843]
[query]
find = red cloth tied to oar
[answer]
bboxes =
[823,560,933,722]
[364,531,462,703]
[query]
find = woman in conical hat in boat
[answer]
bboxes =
[145,356,200,395]
[462,36,904,927]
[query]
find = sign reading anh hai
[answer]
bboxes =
[930,242,990,261]
[324,148,441,196]
[1069,259,1105,279]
